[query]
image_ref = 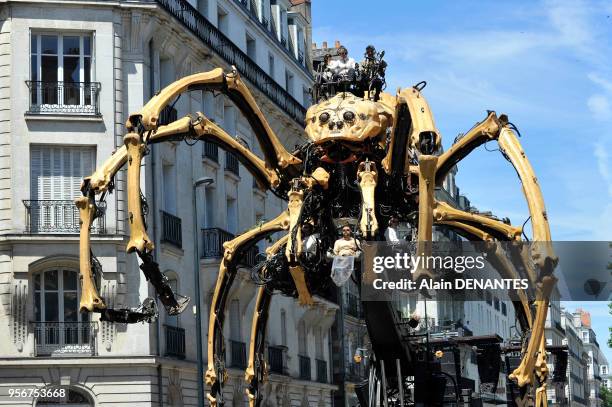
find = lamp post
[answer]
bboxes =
[193,176,214,407]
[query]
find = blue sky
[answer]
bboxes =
[312,0,611,362]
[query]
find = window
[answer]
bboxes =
[37,388,92,406]
[268,53,275,78]
[226,197,237,234]
[298,320,307,355]
[246,33,256,60]
[280,309,287,346]
[29,33,98,114]
[217,7,228,35]
[229,299,241,340]
[285,70,294,95]
[33,268,93,356]
[162,161,177,215]
[197,0,208,17]
[315,327,323,359]
[27,145,99,233]
[302,87,311,107]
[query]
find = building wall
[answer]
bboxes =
[0,0,338,405]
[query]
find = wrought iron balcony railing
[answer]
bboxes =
[230,340,247,368]
[201,227,234,258]
[268,345,285,375]
[316,359,327,383]
[225,151,240,176]
[161,210,182,248]
[298,354,311,380]
[23,200,106,234]
[203,140,219,162]
[26,81,101,115]
[154,0,308,126]
[32,321,97,356]
[201,228,259,266]
[228,0,308,70]
[159,105,178,126]
[164,325,186,359]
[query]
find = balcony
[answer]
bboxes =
[161,210,182,248]
[228,0,308,71]
[164,325,185,359]
[230,340,247,368]
[32,321,97,356]
[268,345,285,375]
[154,0,308,126]
[23,200,106,234]
[299,355,311,380]
[201,227,260,266]
[159,105,178,126]
[203,140,219,162]
[316,359,328,383]
[225,151,240,176]
[26,81,101,115]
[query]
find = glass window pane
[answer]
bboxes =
[41,35,57,54]
[31,34,37,54]
[84,57,91,83]
[44,292,59,321]
[63,292,78,322]
[34,273,40,291]
[44,270,58,290]
[34,291,41,321]
[84,36,91,55]
[41,55,58,82]
[63,36,80,55]
[63,270,77,291]
[63,56,80,83]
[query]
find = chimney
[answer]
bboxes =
[334,40,340,48]
[322,41,328,49]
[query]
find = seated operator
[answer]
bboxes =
[333,225,362,257]
[384,215,400,243]
[328,46,357,81]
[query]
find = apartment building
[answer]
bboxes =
[0,0,340,405]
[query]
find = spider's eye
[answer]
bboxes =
[343,111,356,122]
[319,112,330,123]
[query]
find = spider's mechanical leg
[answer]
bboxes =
[206,211,290,406]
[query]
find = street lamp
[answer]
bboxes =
[193,176,214,407]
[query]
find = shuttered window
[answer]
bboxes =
[30,145,95,200]
[28,145,95,233]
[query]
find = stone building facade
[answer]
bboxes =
[0,0,339,405]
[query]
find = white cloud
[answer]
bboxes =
[594,140,612,197]
[588,72,612,93]
[587,95,611,119]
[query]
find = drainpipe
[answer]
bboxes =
[148,38,164,407]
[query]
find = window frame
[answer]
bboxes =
[29,31,96,110]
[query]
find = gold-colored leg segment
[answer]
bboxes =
[414,155,438,281]
[357,160,378,238]
[435,111,502,184]
[128,67,301,174]
[284,179,316,306]
[76,196,106,312]
[433,201,522,241]
[83,145,128,194]
[245,287,272,407]
[124,132,154,253]
[206,212,290,406]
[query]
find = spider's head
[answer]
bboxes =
[305,93,392,144]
